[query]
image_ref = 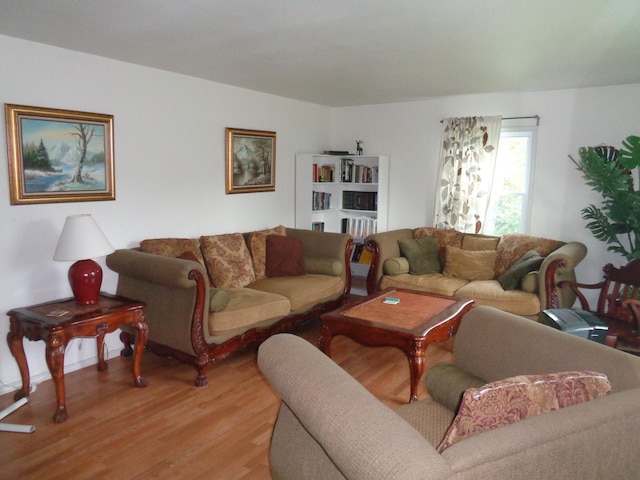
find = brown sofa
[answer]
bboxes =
[259,306,640,479]
[106,226,352,386]
[365,227,587,317]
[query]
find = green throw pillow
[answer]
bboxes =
[209,288,230,312]
[498,250,544,290]
[426,362,486,412]
[398,236,441,275]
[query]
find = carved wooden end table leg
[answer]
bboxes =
[7,293,148,423]
[320,289,474,403]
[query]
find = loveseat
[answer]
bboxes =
[259,306,640,479]
[106,226,352,386]
[365,227,587,317]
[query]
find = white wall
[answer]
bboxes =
[0,35,332,391]
[331,83,640,292]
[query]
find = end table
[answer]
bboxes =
[7,292,148,423]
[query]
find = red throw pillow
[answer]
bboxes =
[266,235,307,277]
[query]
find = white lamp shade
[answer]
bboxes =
[53,214,115,262]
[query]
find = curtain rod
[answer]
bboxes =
[440,115,540,126]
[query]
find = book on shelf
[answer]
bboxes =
[342,191,377,211]
[339,159,378,184]
[312,191,332,210]
[358,246,373,264]
[311,222,325,232]
[351,243,364,262]
[323,150,350,155]
[312,163,336,182]
[341,158,354,182]
[341,216,378,240]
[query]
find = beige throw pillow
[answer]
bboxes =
[443,246,496,281]
[461,235,500,251]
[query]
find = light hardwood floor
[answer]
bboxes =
[0,319,453,479]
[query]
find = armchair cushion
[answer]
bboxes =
[266,235,307,277]
[208,287,290,335]
[398,236,441,275]
[200,233,256,288]
[437,370,612,452]
[498,250,545,290]
[444,246,496,281]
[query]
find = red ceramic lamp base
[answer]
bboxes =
[68,259,103,305]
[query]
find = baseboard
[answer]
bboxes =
[0,347,122,396]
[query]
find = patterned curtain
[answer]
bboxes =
[433,116,502,233]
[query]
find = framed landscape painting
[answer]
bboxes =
[5,104,115,205]
[225,127,276,194]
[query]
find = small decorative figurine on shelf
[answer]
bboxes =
[356,140,363,156]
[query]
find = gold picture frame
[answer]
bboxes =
[5,104,115,205]
[225,127,276,194]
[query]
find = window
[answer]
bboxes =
[483,126,536,235]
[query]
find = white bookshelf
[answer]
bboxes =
[295,153,389,294]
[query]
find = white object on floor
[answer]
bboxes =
[0,397,36,433]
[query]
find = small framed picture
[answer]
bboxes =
[225,127,276,194]
[5,104,115,205]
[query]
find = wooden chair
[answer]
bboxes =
[560,259,640,349]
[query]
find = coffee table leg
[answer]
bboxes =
[407,342,426,403]
[318,323,333,356]
[45,333,68,423]
[7,318,30,401]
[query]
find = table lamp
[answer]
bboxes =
[53,214,115,305]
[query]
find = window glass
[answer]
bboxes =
[484,127,535,235]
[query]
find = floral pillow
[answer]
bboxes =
[437,370,611,452]
[140,238,205,266]
[200,233,256,288]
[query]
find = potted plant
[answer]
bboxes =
[569,135,640,260]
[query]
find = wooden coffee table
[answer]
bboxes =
[319,288,474,402]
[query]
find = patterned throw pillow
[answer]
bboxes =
[200,233,256,288]
[437,371,611,452]
[140,238,205,266]
[495,234,562,277]
[249,225,287,280]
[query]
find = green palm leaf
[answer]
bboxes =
[574,135,640,260]
[619,135,640,170]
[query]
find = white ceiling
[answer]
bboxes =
[1,0,639,107]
